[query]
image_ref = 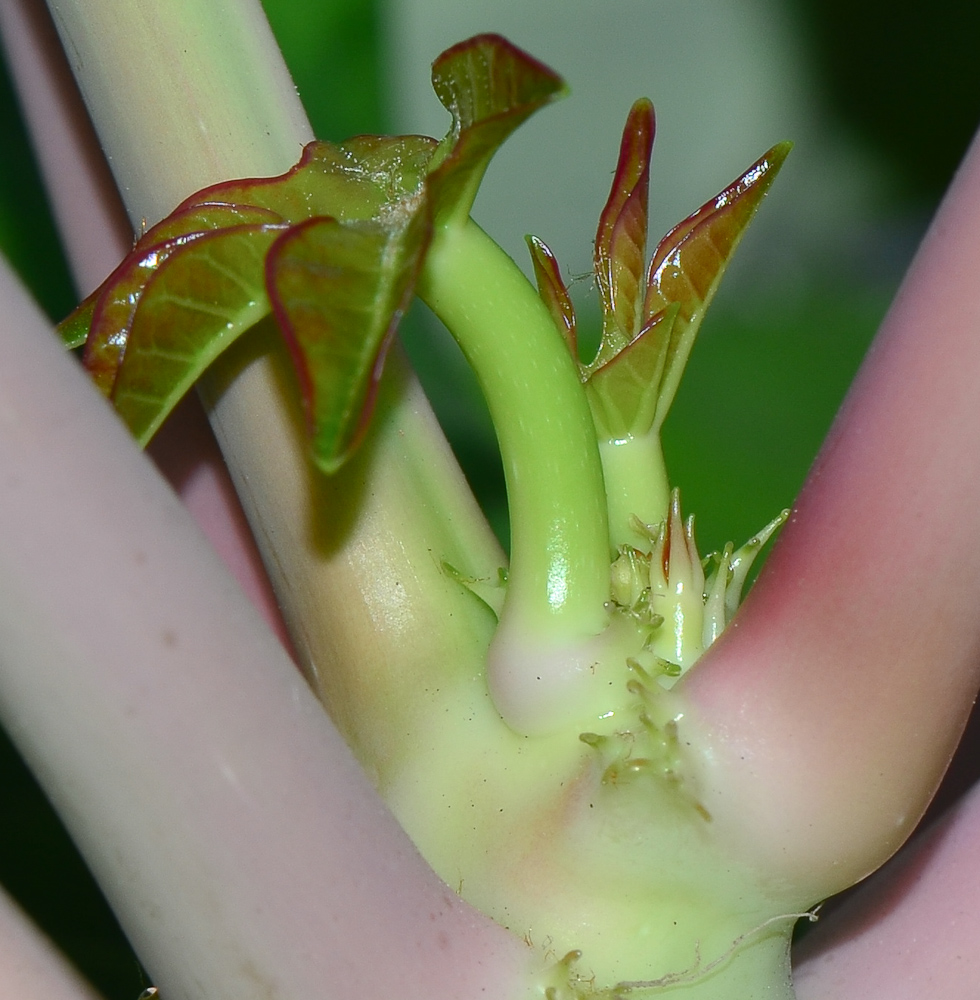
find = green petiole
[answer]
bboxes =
[419,217,616,732]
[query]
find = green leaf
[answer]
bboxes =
[59,36,563,466]
[267,207,431,473]
[83,230,217,396]
[584,303,679,439]
[144,202,288,238]
[59,296,95,351]
[643,141,791,430]
[427,34,567,226]
[111,223,287,444]
[592,98,655,365]
[62,134,436,442]
[58,205,281,361]
[177,135,436,224]
[526,234,577,358]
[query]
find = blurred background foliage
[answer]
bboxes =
[0,0,977,996]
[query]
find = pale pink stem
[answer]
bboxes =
[0,0,129,293]
[794,783,980,999]
[0,259,528,1000]
[145,395,294,650]
[0,888,101,1000]
[682,125,980,899]
[0,0,291,646]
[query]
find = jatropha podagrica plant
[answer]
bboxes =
[55,34,815,998]
[28,21,980,1000]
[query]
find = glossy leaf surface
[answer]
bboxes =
[642,142,791,430]
[71,203,288,398]
[267,209,431,472]
[427,34,567,225]
[592,98,655,364]
[526,234,576,357]
[113,224,286,444]
[59,297,94,351]
[583,133,790,440]
[58,134,436,448]
[178,135,436,224]
[54,36,573,473]
[585,304,679,439]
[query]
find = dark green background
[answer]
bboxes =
[0,1,977,995]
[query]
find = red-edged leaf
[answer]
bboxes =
[59,295,95,351]
[62,135,436,404]
[584,304,679,439]
[140,203,286,243]
[642,142,790,428]
[110,224,287,443]
[60,205,281,362]
[526,234,577,358]
[267,208,431,473]
[177,136,437,224]
[427,34,567,225]
[593,99,655,363]
[83,230,215,396]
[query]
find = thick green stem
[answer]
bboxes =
[45,0,502,713]
[45,0,310,226]
[201,328,504,763]
[598,431,670,549]
[421,219,609,635]
[419,218,614,733]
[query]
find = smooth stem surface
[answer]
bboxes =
[598,430,670,549]
[0,0,129,295]
[21,0,525,994]
[45,0,503,712]
[0,888,100,1000]
[420,218,613,733]
[682,125,980,900]
[5,0,290,645]
[0,256,529,1000]
[421,220,609,639]
[44,0,311,226]
[795,782,980,999]
[201,331,505,752]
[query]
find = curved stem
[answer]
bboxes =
[420,219,610,637]
[681,124,980,900]
[419,218,613,731]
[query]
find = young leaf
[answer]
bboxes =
[71,204,283,382]
[584,303,679,439]
[175,135,437,225]
[267,208,431,473]
[56,37,563,472]
[643,141,791,429]
[593,98,655,364]
[111,224,287,444]
[59,296,95,351]
[526,234,577,358]
[83,230,216,396]
[427,34,567,226]
[58,133,437,451]
[144,202,288,241]
[82,203,284,392]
